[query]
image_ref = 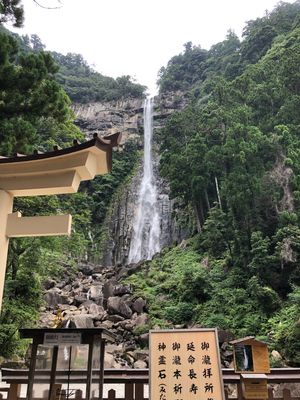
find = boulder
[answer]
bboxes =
[123,353,135,366]
[104,353,115,368]
[39,312,56,327]
[132,297,146,314]
[271,350,283,361]
[103,281,116,299]
[89,285,103,301]
[56,280,67,289]
[106,314,125,323]
[106,343,123,354]
[83,302,105,317]
[74,295,87,306]
[113,284,132,296]
[134,313,149,326]
[119,302,133,319]
[107,297,132,319]
[123,342,137,352]
[78,263,94,276]
[138,333,149,348]
[95,320,114,329]
[70,314,94,328]
[44,288,68,307]
[43,278,56,290]
[92,273,102,280]
[134,360,147,369]
[133,350,149,361]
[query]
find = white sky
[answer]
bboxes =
[9,0,295,95]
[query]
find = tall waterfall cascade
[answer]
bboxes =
[128,98,161,263]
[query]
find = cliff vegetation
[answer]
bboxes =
[127,0,300,366]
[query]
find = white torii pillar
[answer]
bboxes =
[0,133,121,311]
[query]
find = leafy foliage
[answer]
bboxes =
[0,30,83,155]
[0,0,23,27]
[52,52,147,103]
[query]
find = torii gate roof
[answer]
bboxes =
[0,132,121,197]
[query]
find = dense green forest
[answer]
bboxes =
[23,33,146,103]
[126,1,300,366]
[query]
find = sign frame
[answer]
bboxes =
[43,332,82,346]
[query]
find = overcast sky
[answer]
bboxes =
[9,0,295,94]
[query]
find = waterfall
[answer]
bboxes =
[128,98,161,263]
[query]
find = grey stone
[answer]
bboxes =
[78,263,94,276]
[70,314,94,328]
[86,303,105,316]
[113,284,132,296]
[133,360,147,369]
[74,295,87,306]
[119,301,133,319]
[138,333,149,347]
[104,353,115,368]
[44,288,68,307]
[92,273,102,280]
[95,320,114,329]
[103,281,116,299]
[107,296,121,314]
[56,280,67,289]
[134,313,149,326]
[132,297,146,314]
[106,314,125,323]
[107,297,132,319]
[89,285,103,301]
[43,279,56,290]
[133,350,149,361]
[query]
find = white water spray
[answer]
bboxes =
[128,98,161,263]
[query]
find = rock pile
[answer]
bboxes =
[40,262,235,369]
[40,263,150,369]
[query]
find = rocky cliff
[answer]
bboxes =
[73,92,191,266]
[72,98,144,143]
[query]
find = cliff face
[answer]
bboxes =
[73,98,144,142]
[73,92,191,266]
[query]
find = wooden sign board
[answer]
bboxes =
[150,329,225,400]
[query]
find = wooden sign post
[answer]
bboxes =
[150,329,225,400]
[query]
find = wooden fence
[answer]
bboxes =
[1,368,300,400]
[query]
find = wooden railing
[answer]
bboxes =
[1,368,300,399]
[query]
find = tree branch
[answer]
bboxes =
[33,0,62,10]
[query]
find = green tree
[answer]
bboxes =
[0,31,83,155]
[0,0,23,27]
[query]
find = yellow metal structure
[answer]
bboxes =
[0,133,121,310]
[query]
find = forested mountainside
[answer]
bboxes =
[126,1,300,366]
[0,26,147,103]
[0,0,299,368]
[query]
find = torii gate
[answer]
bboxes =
[0,133,121,311]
